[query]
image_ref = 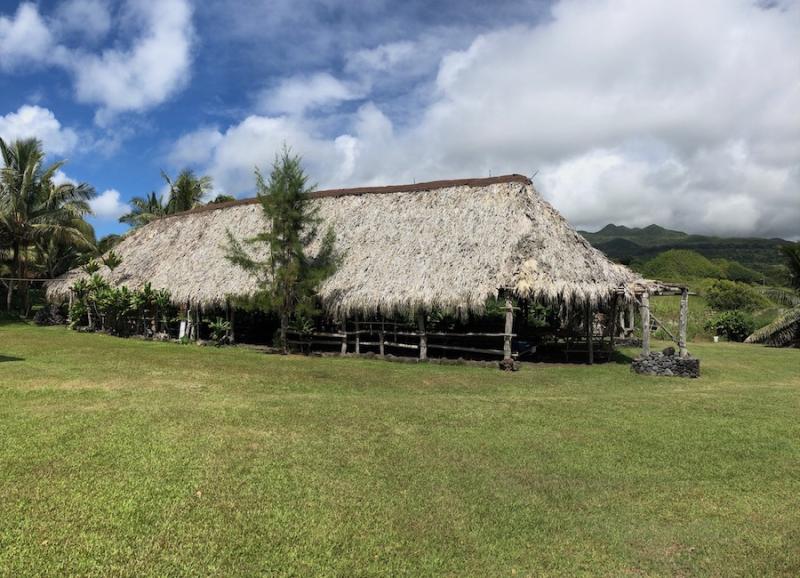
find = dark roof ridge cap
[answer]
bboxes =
[169,174,532,218]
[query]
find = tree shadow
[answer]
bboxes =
[0,355,24,362]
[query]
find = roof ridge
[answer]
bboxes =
[174,174,532,218]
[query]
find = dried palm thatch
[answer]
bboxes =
[47,175,641,317]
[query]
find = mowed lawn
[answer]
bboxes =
[1,323,798,577]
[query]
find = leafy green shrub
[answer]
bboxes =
[704,311,755,342]
[207,317,232,346]
[706,280,771,311]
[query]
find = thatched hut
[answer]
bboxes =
[48,174,649,361]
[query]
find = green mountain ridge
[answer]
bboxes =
[579,224,793,284]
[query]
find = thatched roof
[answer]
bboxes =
[47,175,641,316]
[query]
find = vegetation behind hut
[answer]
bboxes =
[224,149,337,353]
[0,137,97,314]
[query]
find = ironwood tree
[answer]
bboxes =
[224,148,337,353]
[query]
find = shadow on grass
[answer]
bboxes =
[609,350,635,365]
[0,355,24,362]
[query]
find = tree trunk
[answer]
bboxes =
[6,241,19,312]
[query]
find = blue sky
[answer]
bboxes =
[1,0,798,239]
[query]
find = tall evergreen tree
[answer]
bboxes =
[224,148,337,353]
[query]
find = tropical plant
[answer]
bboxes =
[746,244,800,346]
[154,288,171,333]
[102,250,122,271]
[224,147,337,353]
[207,317,232,346]
[210,194,235,204]
[119,170,214,228]
[97,234,122,254]
[0,137,95,312]
[119,192,167,228]
[163,169,213,213]
[705,310,755,342]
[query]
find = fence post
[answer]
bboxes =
[504,298,514,360]
[418,313,427,360]
[340,318,348,355]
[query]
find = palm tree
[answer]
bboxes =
[119,191,167,228]
[0,137,95,312]
[119,170,213,229]
[162,169,213,213]
[746,244,800,347]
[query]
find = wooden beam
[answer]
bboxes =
[340,319,347,355]
[678,288,689,358]
[504,297,514,360]
[640,292,651,355]
[418,313,427,360]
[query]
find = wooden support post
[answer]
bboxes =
[609,296,618,352]
[504,298,514,360]
[184,302,192,340]
[354,314,360,354]
[640,292,651,355]
[195,306,201,341]
[340,319,348,355]
[678,288,689,358]
[418,313,427,360]
[586,302,594,365]
[67,291,74,325]
[379,319,385,356]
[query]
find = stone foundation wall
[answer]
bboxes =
[632,349,700,378]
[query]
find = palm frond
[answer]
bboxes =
[761,287,800,308]
[745,306,800,346]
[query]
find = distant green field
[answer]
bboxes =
[649,294,784,342]
[1,323,798,576]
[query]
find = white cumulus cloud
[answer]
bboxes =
[89,189,130,220]
[0,3,54,70]
[0,0,194,122]
[170,0,800,238]
[258,72,364,116]
[0,105,79,155]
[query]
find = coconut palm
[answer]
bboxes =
[0,137,95,312]
[746,244,800,347]
[119,170,214,229]
[162,169,213,213]
[119,191,167,228]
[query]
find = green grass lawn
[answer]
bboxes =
[1,322,799,576]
